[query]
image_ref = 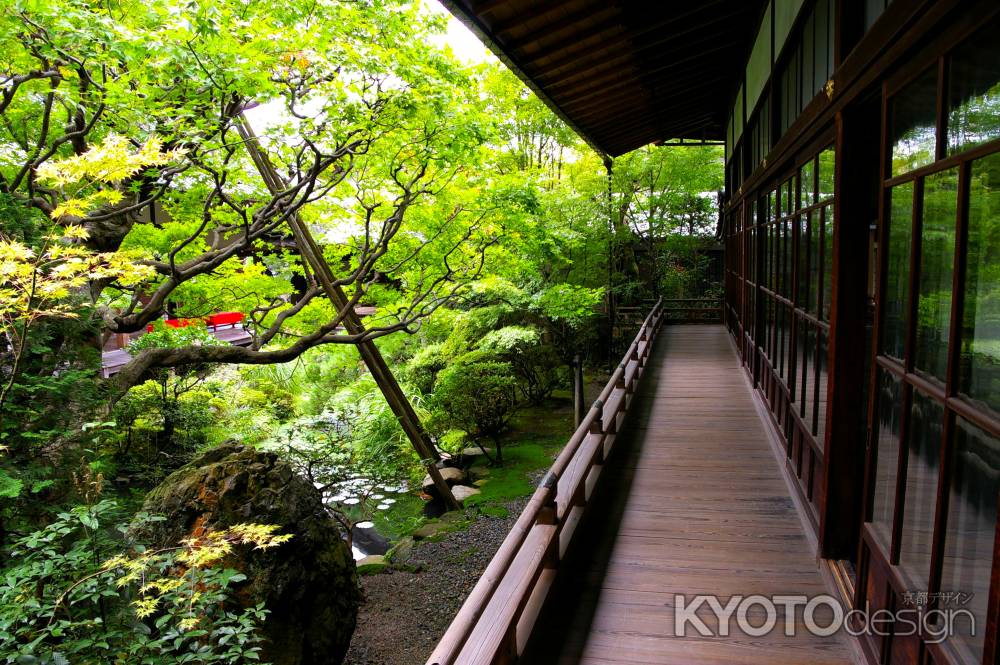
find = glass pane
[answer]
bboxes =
[801,159,815,208]
[797,214,810,306]
[771,222,778,291]
[864,0,886,32]
[940,416,999,664]
[914,168,958,382]
[882,182,913,360]
[871,370,902,549]
[765,298,774,359]
[818,147,835,201]
[779,305,790,381]
[821,206,834,322]
[799,322,814,416]
[947,19,1000,156]
[960,153,1000,414]
[891,67,939,177]
[814,0,831,97]
[801,12,815,110]
[816,328,829,440]
[808,211,821,316]
[784,218,794,299]
[765,223,772,290]
[899,390,945,590]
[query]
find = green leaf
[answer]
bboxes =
[0,469,24,499]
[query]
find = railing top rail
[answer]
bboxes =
[426,297,663,665]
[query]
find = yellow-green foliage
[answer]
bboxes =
[0,500,289,663]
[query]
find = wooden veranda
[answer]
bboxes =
[428,308,857,665]
[521,325,853,665]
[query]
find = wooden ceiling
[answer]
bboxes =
[440,0,767,156]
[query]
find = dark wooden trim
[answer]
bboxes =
[904,175,924,374]
[883,136,1000,189]
[819,104,876,559]
[924,160,972,606]
[985,492,1000,665]
[725,0,1000,213]
[890,380,913,565]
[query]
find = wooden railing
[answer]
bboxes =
[426,298,664,665]
[661,297,723,324]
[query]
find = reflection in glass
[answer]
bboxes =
[806,211,823,314]
[883,183,913,360]
[797,215,810,306]
[822,206,833,322]
[801,159,814,209]
[816,329,828,440]
[941,417,999,664]
[891,68,938,176]
[947,19,1000,156]
[899,390,944,590]
[818,147,835,201]
[779,304,790,381]
[771,222,782,292]
[960,154,1000,414]
[784,219,794,300]
[914,168,957,382]
[799,321,814,418]
[871,370,902,549]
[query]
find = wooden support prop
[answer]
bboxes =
[235,115,460,512]
[572,354,584,428]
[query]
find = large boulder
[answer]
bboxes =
[135,444,359,665]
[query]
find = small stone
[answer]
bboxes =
[462,446,494,459]
[451,486,481,503]
[356,554,387,575]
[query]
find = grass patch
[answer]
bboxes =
[464,443,548,507]
[354,398,574,543]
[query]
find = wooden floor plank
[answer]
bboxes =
[521,325,856,665]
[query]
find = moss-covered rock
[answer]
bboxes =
[134,443,359,665]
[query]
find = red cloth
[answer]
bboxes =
[146,312,243,332]
[207,311,244,327]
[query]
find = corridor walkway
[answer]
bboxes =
[522,325,856,665]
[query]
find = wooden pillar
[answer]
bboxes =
[818,99,880,559]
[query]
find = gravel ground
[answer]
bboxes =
[342,496,529,665]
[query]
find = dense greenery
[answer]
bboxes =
[0,0,723,662]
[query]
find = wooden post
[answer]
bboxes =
[573,354,584,428]
[236,115,461,512]
[818,104,878,558]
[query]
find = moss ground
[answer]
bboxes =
[366,396,575,539]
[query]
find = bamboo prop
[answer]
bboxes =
[236,114,461,512]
